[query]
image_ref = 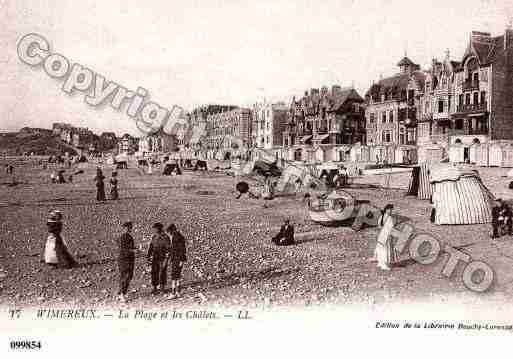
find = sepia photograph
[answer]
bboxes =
[1,0,513,357]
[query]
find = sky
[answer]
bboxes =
[1,0,512,136]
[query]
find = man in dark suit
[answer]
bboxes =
[117,221,136,303]
[272,219,295,246]
[147,222,171,294]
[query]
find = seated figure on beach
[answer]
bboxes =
[272,219,295,246]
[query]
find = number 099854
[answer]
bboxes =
[10,341,42,350]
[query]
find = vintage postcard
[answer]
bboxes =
[1,0,513,357]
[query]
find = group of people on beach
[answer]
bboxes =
[94,167,118,201]
[118,221,187,302]
[42,210,188,303]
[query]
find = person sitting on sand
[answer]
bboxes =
[272,219,295,246]
[43,210,77,269]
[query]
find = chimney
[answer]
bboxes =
[505,24,513,50]
[310,88,319,96]
[304,90,308,97]
[331,85,341,95]
[321,86,329,95]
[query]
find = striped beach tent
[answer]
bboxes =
[407,163,431,200]
[430,166,494,225]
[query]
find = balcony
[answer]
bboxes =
[432,111,450,121]
[420,113,433,122]
[462,80,479,92]
[467,128,488,135]
[429,134,449,143]
[455,102,487,114]
[366,123,377,131]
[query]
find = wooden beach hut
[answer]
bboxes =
[407,163,432,200]
[430,166,494,225]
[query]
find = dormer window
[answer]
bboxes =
[466,57,479,80]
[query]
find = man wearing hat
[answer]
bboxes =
[147,222,171,294]
[43,210,77,268]
[117,221,136,302]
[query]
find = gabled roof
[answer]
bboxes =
[366,70,425,97]
[292,86,363,113]
[450,61,461,69]
[461,33,504,66]
[329,88,364,112]
[397,56,417,67]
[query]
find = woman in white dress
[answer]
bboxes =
[374,204,397,271]
[43,210,77,269]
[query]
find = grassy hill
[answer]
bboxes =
[0,132,78,156]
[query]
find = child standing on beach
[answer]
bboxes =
[166,224,187,299]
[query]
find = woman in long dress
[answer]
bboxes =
[110,172,119,200]
[262,173,274,200]
[374,204,397,271]
[94,168,106,201]
[43,210,77,269]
